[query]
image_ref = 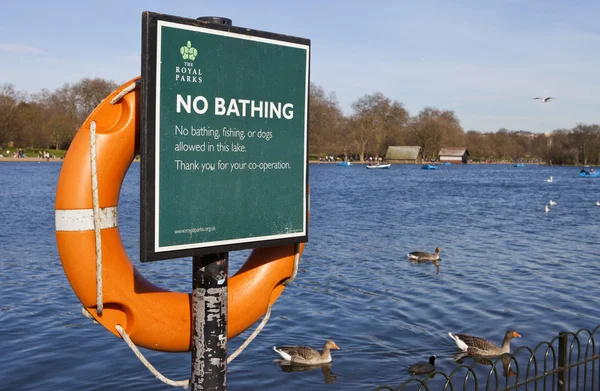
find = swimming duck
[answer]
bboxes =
[596,201,600,207]
[408,355,436,375]
[407,247,440,261]
[448,330,521,357]
[549,200,557,206]
[545,176,553,183]
[273,340,340,365]
[545,205,550,213]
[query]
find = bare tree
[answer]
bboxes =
[408,107,464,159]
[349,93,408,161]
[0,84,21,147]
[16,101,47,147]
[571,124,600,165]
[309,83,344,157]
[71,78,118,125]
[36,85,79,149]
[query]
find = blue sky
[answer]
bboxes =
[1,0,599,133]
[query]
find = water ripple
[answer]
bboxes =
[2,163,600,390]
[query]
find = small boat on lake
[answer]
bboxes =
[513,163,524,167]
[422,164,438,170]
[337,161,352,167]
[579,169,599,178]
[442,162,452,166]
[366,163,391,169]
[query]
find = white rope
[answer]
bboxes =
[88,80,137,314]
[282,243,301,286]
[82,307,94,319]
[227,305,272,364]
[90,120,103,316]
[81,307,98,324]
[110,80,139,105]
[116,325,189,388]
[113,307,272,386]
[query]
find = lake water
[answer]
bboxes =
[1,162,599,390]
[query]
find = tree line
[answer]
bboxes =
[310,84,600,165]
[1,77,600,165]
[0,78,118,151]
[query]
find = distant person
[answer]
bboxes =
[591,168,595,173]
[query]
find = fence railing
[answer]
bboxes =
[374,326,600,391]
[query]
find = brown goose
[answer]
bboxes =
[273,340,340,365]
[448,330,521,357]
[407,247,440,261]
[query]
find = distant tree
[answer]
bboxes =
[408,107,464,158]
[530,133,550,162]
[490,129,514,160]
[309,83,344,157]
[0,84,22,147]
[570,124,600,165]
[545,129,575,165]
[349,92,408,161]
[15,101,47,147]
[38,85,78,149]
[71,78,118,125]
[465,130,493,161]
[333,116,357,160]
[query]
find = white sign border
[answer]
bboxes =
[154,20,310,253]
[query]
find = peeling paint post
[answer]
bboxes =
[190,16,232,390]
[192,253,228,390]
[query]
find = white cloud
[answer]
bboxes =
[0,43,46,54]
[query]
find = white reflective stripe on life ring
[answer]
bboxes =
[55,207,118,232]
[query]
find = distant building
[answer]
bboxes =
[438,148,470,164]
[385,146,422,164]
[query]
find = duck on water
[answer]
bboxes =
[273,340,340,365]
[408,355,436,375]
[448,330,521,357]
[407,247,441,261]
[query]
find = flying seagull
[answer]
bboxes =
[534,97,555,102]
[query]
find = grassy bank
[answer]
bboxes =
[1,147,67,159]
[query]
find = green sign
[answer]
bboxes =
[141,13,309,261]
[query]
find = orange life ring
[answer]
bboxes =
[55,77,307,352]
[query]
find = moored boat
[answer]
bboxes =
[578,169,599,178]
[337,161,352,167]
[366,163,391,169]
[422,164,438,170]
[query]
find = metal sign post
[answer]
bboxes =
[189,17,232,391]
[192,252,228,390]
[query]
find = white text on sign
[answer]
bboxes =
[176,95,294,119]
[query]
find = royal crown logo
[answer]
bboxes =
[180,41,198,61]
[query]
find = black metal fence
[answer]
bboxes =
[374,326,600,391]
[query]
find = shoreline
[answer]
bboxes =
[0,158,557,166]
[0,157,64,163]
